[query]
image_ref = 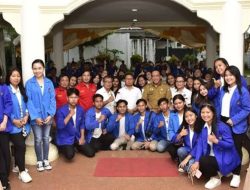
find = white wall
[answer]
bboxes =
[83,33,131,68]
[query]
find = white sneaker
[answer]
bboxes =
[43,160,52,170]
[230,174,240,188]
[19,171,32,183]
[37,161,45,172]
[12,166,28,173]
[178,167,185,173]
[205,177,221,189]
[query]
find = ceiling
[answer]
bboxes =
[62,0,208,28]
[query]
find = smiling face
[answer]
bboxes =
[60,76,69,88]
[224,70,236,87]
[137,101,147,113]
[10,70,21,87]
[199,85,208,97]
[138,76,146,87]
[200,106,214,125]
[173,98,185,112]
[117,102,127,114]
[215,60,227,76]
[32,62,44,78]
[185,110,197,127]
[193,79,201,91]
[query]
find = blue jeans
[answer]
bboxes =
[157,140,171,153]
[177,147,189,162]
[32,123,51,162]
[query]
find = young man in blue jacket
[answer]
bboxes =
[85,94,115,152]
[56,88,95,160]
[107,99,134,150]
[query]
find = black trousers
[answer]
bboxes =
[9,132,26,172]
[90,133,115,152]
[58,143,95,160]
[167,144,182,162]
[199,156,219,178]
[0,132,10,187]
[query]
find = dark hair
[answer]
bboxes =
[173,94,185,104]
[116,99,128,107]
[214,58,229,77]
[59,74,69,81]
[136,98,147,105]
[5,68,28,102]
[32,59,45,68]
[69,75,77,80]
[223,65,242,94]
[67,88,79,97]
[200,104,217,134]
[124,72,134,79]
[103,75,113,82]
[136,74,147,89]
[157,97,169,106]
[175,74,186,81]
[194,81,210,108]
[82,70,92,76]
[92,94,103,101]
[178,107,201,134]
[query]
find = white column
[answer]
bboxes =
[52,30,64,76]
[219,0,244,73]
[206,25,217,69]
[126,33,131,69]
[21,0,45,83]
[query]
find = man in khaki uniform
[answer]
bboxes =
[143,70,172,112]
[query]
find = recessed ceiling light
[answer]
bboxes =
[132,9,138,12]
[133,19,138,22]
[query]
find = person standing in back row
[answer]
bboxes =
[26,59,56,172]
[143,70,172,113]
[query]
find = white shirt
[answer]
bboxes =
[220,76,224,88]
[163,113,170,141]
[96,87,115,114]
[140,115,146,140]
[204,123,215,157]
[178,113,183,126]
[221,85,237,117]
[10,85,23,117]
[93,112,102,138]
[170,86,176,97]
[172,87,192,106]
[70,108,77,128]
[115,86,142,110]
[119,116,126,137]
[189,127,194,148]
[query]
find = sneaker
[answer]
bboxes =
[43,160,52,170]
[37,161,45,172]
[230,174,240,188]
[178,167,185,173]
[19,171,32,183]
[12,166,28,173]
[205,177,221,189]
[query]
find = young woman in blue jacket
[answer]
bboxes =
[6,68,32,183]
[173,107,201,173]
[131,99,156,151]
[219,65,250,188]
[190,104,240,189]
[0,74,13,189]
[25,59,56,172]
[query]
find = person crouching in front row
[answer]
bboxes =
[107,99,134,150]
[56,88,95,160]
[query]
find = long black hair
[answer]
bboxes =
[223,65,242,95]
[5,68,28,102]
[213,57,229,78]
[172,94,187,112]
[200,103,217,134]
[178,107,202,134]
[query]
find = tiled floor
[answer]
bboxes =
[9,151,247,190]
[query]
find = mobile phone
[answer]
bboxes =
[195,169,202,179]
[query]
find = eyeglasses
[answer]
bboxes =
[176,81,184,83]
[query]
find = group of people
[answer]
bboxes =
[0,57,250,190]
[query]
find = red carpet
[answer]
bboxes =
[94,157,179,177]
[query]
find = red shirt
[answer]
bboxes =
[55,86,68,109]
[76,82,97,111]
